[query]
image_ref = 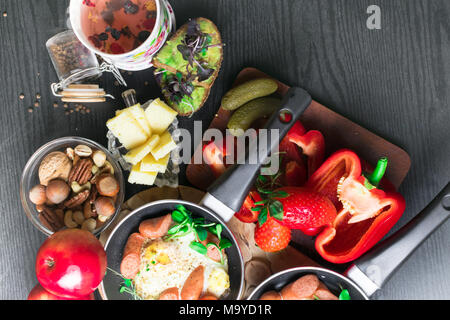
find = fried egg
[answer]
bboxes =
[134,232,230,300]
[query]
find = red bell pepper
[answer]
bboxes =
[306,149,406,264]
[287,121,325,176]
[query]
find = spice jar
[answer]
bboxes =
[46,30,101,81]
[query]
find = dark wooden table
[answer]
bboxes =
[0,0,449,300]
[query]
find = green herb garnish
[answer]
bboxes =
[165,205,233,264]
[339,289,351,300]
[107,267,142,300]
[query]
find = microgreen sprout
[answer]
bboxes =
[164,204,232,264]
[107,267,142,300]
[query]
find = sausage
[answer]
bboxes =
[180,265,205,300]
[200,295,219,300]
[120,253,141,280]
[280,274,320,300]
[120,233,146,279]
[201,235,224,262]
[139,214,172,239]
[124,233,147,256]
[260,291,282,300]
[314,282,338,300]
[159,287,179,300]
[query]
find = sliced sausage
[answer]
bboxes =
[201,234,224,262]
[139,214,172,239]
[120,253,141,280]
[120,233,146,279]
[180,265,205,300]
[200,295,219,300]
[314,282,338,300]
[260,291,282,300]
[159,287,179,300]
[124,233,147,256]
[280,274,320,300]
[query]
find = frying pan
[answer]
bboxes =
[248,182,450,300]
[101,87,313,300]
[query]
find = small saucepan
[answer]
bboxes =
[101,88,313,300]
[248,182,450,300]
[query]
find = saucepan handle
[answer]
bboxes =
[201,87,312,222]
[346,182,450,297]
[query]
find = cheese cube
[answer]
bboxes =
[106,110,148,150]
[128,162,158,186]
[116,104,152,136]
[123,135,161,165]
[141,153,170,173]
[145,98,178,135]
[151,131,177,160]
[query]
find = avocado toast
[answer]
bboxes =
[152,18,223,116]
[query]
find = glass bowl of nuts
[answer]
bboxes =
[20,137,125,237]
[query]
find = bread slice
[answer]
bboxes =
[152,17,223,116]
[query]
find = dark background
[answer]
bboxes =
[0,0,449,300]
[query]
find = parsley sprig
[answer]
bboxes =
[165,205,232,264]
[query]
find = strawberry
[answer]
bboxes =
[254,216,291,252]
[274,187,337,231]
[235,191,262,223]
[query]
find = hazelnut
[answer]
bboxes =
[92,150,106,167]
[46,180,70,204]
[29,184,47,205]
[94,197,115,217]
[96,174,119,197]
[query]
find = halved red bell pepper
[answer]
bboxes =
[287,120,325,176]
[306,149,406,264]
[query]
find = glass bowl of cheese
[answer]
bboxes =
[107,97,181,188]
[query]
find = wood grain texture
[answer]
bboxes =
[0,0,449,300]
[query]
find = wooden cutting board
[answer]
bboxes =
[98,186,318,299]
[185,67,412,271]
[186,67,411,191]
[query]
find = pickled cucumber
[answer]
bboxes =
[222,78,278,111]
[227,97,281,136]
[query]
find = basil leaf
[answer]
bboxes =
[219,237,232,250]
[172,210,185,223]
[189,241,207,255]
[339,289,351,300]
[195,226,208,241]
[269,200,284,221]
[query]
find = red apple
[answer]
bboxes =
[27,283,95,300]
[35,229,106,298]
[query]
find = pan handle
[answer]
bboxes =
[346,182,450,297]
[201,87,312,222]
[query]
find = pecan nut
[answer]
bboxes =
[64,190,90,208]
[68,158,93,185]
[37,206,64,232]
